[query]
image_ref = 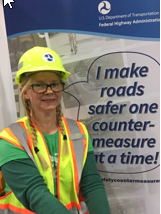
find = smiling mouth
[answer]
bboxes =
[42,99,55,101]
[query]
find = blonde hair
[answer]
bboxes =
[20,74,68,170]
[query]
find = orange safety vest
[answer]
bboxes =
[0,117,89,214]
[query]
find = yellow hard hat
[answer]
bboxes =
[15,46,71,85]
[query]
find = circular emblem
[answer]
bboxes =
[98,1,111,15]
[43,53,55,62]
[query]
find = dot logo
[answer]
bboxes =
[98,1,111,15]
[43,53,55,63]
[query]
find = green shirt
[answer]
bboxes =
[0,130,93,195]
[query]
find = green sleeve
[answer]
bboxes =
[1,159,71,214]
[0,139,29,167]
[88,136,93,152]
[81,151,111,214]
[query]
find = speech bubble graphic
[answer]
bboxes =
[63,51,160,174]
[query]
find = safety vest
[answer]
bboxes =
[0,117,89,214]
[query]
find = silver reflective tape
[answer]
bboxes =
[4,208,21,214]
[72,138,84,182]
[3,208,21,214]
[78,209,83,214]
[68,203,88,214]
[8,123,37,166]
[69,207,79,214]
[69,133,86,141]
[65,118,84,183]
[66,118,80,135]
[18,61,23,70]
[80,201,88,214]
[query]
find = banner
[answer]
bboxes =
[4,1,160,213]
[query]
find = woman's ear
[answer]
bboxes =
[20,87,30,100]
[19,86,23,94]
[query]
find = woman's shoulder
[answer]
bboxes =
[17,116,28,123]
[0,116,28,133]
[0,138,29,168]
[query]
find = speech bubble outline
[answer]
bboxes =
[64,51,160,174]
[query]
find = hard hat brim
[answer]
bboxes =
[15,67,70,85]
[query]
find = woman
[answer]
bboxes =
[0,47,111,214]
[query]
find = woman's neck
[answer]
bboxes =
[31,110,58,134]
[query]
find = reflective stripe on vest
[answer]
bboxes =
[69,202,88,214]
[0,117,89,214]
[61,118,89,214]
[65,118,84,184]
[0,208,20,214]
[8,123,37,166]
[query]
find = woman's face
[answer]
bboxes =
[24,72,62,113]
